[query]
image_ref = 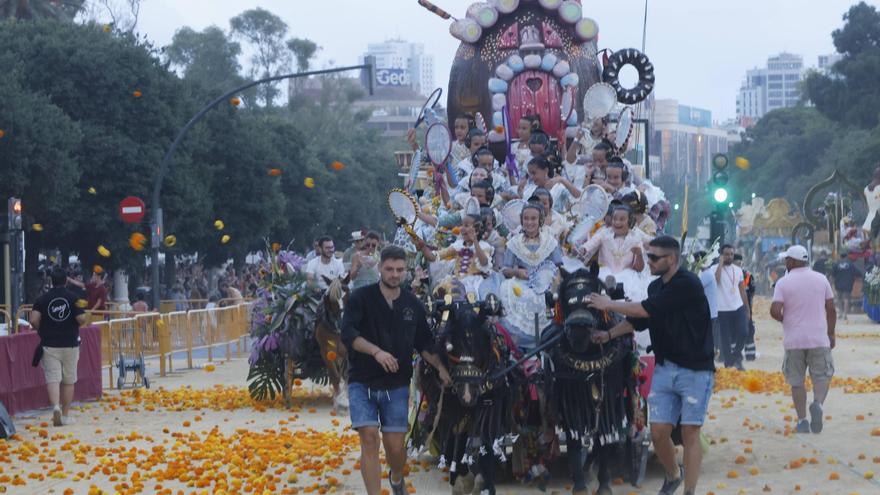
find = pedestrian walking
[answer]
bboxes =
[28,268,87,427]
[713,245,750,369]
[342,246,451,495]
[770,245,836,434]
[734,254,758,361]
[589,236,714,495]
[830,250,859,321]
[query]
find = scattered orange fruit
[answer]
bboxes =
[829,472,840,480]
[132,90,142,98]
[331,161,346,171]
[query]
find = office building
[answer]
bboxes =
[651,99,728,186]
[362,39,435,96]
[736,52,805,123]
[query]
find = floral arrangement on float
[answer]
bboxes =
[864,266,880,306]
[246,246,324,401]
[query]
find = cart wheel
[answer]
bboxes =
[117,376,124,390]
[143,376,150,389]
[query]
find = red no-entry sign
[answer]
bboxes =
[119,196,146,224]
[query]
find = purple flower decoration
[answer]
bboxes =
[277,250,305,272]
[263,333,279,351]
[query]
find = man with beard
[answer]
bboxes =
[589,236,714,495]
[342,246,452,495]
[713,245,750,369]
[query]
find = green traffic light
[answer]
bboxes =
[713,187,728,203]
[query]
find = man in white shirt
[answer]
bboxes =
[713,244,750,370]
[306,236,345,290]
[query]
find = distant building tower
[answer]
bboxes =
[736,52,805,125]
[818,53,843,73]
[362,39,435,96]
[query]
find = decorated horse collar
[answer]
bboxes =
[558,344,621,373]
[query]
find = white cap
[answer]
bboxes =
[779,245,809,262]
[350,230,364,241]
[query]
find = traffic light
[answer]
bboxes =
[7,198,22,231]
[711,154,729,204]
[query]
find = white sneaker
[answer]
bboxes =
[52,406,62,427]
[60,415,75,426]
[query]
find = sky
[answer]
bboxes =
[133,0,858,122]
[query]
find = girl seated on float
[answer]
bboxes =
[620,191,657,237]
[480,206,505,271]
[498,204,563,349]
[603,159,637,198]
[518,155,582,212]
[416,213,494,296]
[454,128,487,180]
[470,147,515,199]
[514,115,541,175]
[577,204,651,301]
[528,188,572,245]
[586,140,613,190]
[450,113,474,165]
[419,176,497,229]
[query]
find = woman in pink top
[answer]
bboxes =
[770,245,836,435]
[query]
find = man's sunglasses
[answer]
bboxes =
[646,253,671,262]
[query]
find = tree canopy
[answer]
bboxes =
[0,11,398,299]
[732,2,880,216]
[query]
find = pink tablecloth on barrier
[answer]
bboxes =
[0,326,102,416]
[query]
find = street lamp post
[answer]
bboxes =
[150,63,374,310]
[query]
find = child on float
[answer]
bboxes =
[421,177,498,229]
[514,115,541,175]
[586,140,613,190]
[577,203,652,302]
[471,146,515,199]
[528,188,572,245]
[450,113,474,165]
[603,159,637,198]
[480,206,506,271]
[416,213,494,296]
[517,155,582,212]
[561,117,609,188]
[454,129,487,180]
[499,203,564,349]
[620,190,658,237]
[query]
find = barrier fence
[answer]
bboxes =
[8,302,252,388]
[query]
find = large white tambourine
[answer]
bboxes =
[560,86,576,124]
[425,123,452,166]
[529,260,558,293]
[388,189,418,226]
[568,185,611,245]
[582,82,617,120]
[501,199,525,233]
[464,196,481,217]
[615,107,634,150]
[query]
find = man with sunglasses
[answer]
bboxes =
[588,235,714,495]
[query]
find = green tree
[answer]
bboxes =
[165,25,245,95]
[0,20,203,283]
[0,66,83,299]
[0,0,84,20]
[804,2,880,129]
[288,37,319,72]
[230,7,290,107]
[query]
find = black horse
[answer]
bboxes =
[544,267,640,495]
[409,293,517,495]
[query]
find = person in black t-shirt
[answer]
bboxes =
[588,236,713,495]
[29,268,86,427]
[341,246,451,495]
[830,252,859,320]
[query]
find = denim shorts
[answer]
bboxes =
[348,382,410,433]
[648,361,714,426]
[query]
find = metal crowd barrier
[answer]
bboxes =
[8,300,252,387]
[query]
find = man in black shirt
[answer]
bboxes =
[29,268,87,427]
[830,251,859,321]
[342,246,451,495]
[588,236,713,495]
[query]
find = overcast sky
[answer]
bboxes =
[134,0,857,122]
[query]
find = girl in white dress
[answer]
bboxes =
[578,204,652,301]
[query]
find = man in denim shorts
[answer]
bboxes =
[770,245,835,434]
[342,246,451,495]
[590,236,715,495]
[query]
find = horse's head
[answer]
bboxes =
[321,274,351,319]
[554,266,614,354]
[435,293,503,408]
